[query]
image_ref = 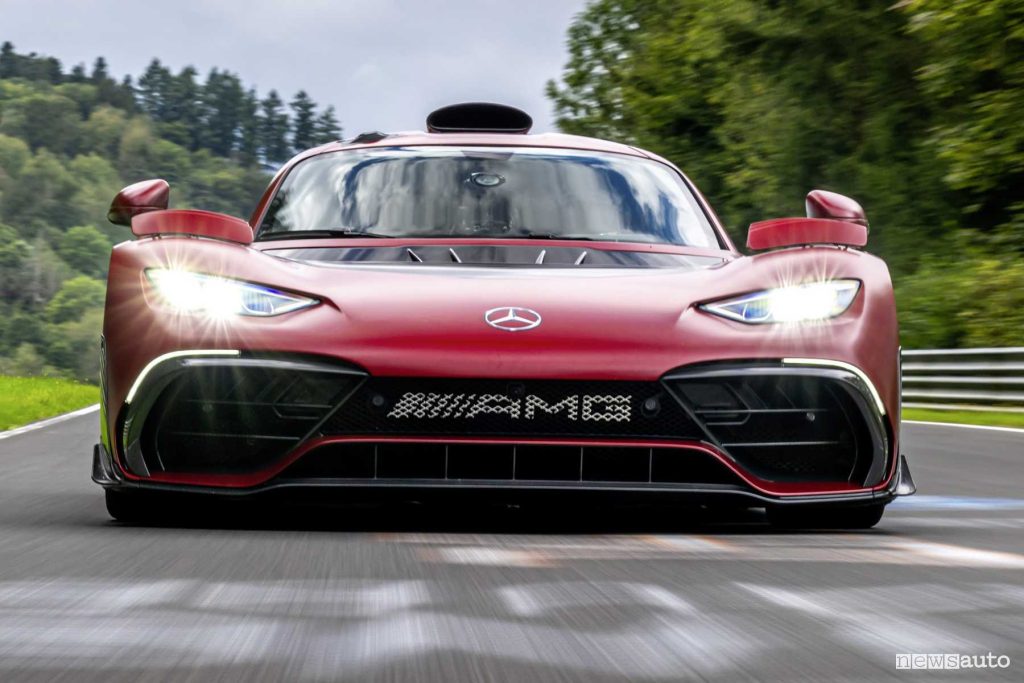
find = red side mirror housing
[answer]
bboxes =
[108,179,170,226]
[132,209,254,245]
[747,218,868,251]
[805,189,868,227]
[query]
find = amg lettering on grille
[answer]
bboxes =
[387,393,632,422]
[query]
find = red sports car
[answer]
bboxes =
[93,102,915,527]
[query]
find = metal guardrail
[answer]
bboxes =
[902,347,1024,412]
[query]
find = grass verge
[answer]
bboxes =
[0,376,99,431]
[903,407,1024,429]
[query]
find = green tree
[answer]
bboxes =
[0,344,53,377]
[290,90,316,152]
[55,82,99,117]
[0,223,30,299]
[903,0,1024,240]
[68,154,122,230]
[44,275,106,323]
[0,42,16,79]
[546,0,644,141]
[0,134,30,177]
[68,63,87,83]
[56,225,111,277]
[3,311,44,348]
[137,58,171,120]
[313,105,342,145]
[19,238,73,308]
[200,69,244,156]
[260,89,290,163]
[0,93,81,153]
[42,307,103,380]
[80,105,127,157]
[237,88,261,165]
[161,66,203,149]
[1,149,80,232]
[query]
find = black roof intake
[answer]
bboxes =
[426,102,532,134]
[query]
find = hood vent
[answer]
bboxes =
[266,244,723,269]
[426,102,532,134]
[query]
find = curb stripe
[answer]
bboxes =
[0,404,99,441]
[903,419,1024,435]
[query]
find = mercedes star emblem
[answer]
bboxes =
[484,306,542,332]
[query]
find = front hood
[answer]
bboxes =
[299,262,722,358]
[105,236,897,404]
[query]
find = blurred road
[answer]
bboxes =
[1,412,1022,681]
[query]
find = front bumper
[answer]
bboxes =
[96,354,908,506]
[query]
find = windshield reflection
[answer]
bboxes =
[259,146,718,247]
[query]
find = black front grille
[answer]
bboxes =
[278,442,741,486]
[142,362,361,474]
[130,357,885,489]
[665,369,885,485]
[321,378,703,440]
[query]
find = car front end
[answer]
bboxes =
[94,104,914,527]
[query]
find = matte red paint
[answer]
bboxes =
[747,218,868,251]
[103,129,901,499]
[107,179,169,226]
[805,189,868,226]
[132,209,254,245]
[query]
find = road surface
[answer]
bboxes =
[0,411,1022,681]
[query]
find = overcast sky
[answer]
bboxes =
[1,0,587,134]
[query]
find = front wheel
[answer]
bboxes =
[767,503,885,530]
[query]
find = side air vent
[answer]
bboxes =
[134,357,365,475]
[664,365,888,486]
[426,102,532,134]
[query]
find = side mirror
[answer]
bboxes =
[132,209,253,245]
[747,189,869,251]
[108,179,170,226]
[805,189,867,227]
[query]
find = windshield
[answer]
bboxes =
[257,146,720,247]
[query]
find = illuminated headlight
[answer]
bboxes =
[145,269,317,317]
[701,280,860,324]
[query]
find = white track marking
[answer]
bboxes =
[189,580,433,618]
[423,534,1024,568]
[498,582,693,617]
[737,582,1019,658]
[0,404,98,441]
[904,419,1024,434]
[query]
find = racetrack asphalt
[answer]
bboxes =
[0,413,1022,681]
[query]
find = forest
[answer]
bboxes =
[0,42,341,380]
[548,0,1024,349]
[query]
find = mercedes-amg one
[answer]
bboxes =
[93,102,915,527]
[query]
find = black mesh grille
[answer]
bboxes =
[666,372,878,484]
[143,364,360,474]
[278,442,741,486]
[320,378,702,440]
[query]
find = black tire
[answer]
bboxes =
[105,489,159,524]
[767,503,885,530]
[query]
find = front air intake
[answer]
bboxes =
[426,102,532,134]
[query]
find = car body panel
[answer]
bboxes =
[99,126,903,507]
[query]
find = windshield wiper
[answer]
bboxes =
[258,229,393,241]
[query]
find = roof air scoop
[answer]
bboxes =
[426,102,532,134]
